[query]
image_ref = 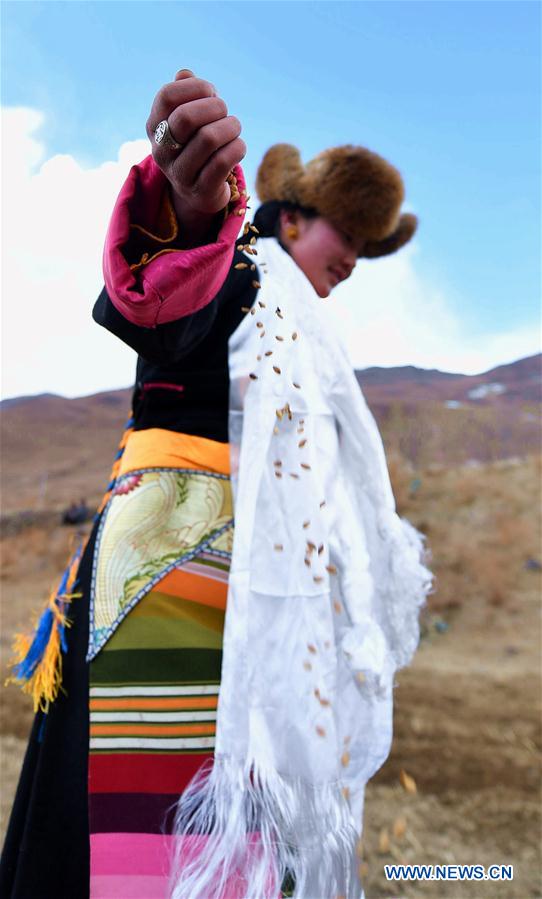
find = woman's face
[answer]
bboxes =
[279,211,361,298]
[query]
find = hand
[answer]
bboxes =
[146,70,246,222]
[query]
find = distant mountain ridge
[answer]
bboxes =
[0,354,539,515]
[356,353,541,406]
[2,353,540,409]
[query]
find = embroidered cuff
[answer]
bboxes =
[102,155,247,328]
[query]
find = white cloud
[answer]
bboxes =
[321,246,540,376]
[1,106,148,400]
[1,107,538,401]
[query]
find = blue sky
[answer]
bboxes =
[1,1,540,398]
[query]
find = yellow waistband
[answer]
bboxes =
[118,428,231,476]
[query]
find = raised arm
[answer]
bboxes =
[101,69,248,331]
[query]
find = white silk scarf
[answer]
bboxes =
[170,237,433,899]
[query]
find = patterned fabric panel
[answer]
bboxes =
[88,468,233,659]
[88,552,229,898]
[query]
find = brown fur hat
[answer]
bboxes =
[255,143,417,258]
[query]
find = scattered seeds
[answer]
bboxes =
[275,307,284,319]
[333,599,343,614]
[313,575,324,583]
[356,672,366,684]
[273,426,279,435]
[289,473,300,479]
[250,307,256,315]
[341,751,350,767]
[241,306,251,312]
[249,224,259,234]
[256,355,262,361]
[315,726,326,738]
[274,471,282,479]
[292,332,298,340]
[298,439,307,448]
[249,373,258,380]
[341,786,350,801]
[393,816,407,840]
[235,262,249,270]
[275,335,284,341]
[252,280,261,289]
[318,544,324,555]
[303,660,312,671]
[250,264,256,271]
[259,330,265,338]
[300,463,311,470]
[302,520,310,529]
[326,564,337,574]
[258,300,266,307]
[274,543,283,551]
[293,382,301,389]
[273,460,282,467]
[307,643,317,654]
[265,350,273,357]
[399,769,417,794]
[320,500,326,508]
[378,829,390,854]
[273,366,281,374]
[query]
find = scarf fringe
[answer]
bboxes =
[168,755,361,899]
[378,510,434,672]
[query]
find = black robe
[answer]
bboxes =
[0,254,257,899]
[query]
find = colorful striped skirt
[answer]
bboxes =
[87,428,235,898]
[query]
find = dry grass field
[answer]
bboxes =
[1,424,540,896]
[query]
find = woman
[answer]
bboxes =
[1,70,432,899]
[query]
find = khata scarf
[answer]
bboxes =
[169,237,433,899]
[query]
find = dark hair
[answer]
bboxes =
[252,200,319,238]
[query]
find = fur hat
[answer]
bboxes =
[255,143,417,258]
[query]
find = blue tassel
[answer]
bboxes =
[13,606,55,681]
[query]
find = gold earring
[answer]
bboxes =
[286,225,299,240]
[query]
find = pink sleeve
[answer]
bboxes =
[102,155,247,328]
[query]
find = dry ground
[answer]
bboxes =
[1,455,541,899]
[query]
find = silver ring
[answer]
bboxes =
[154,119,183,151]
